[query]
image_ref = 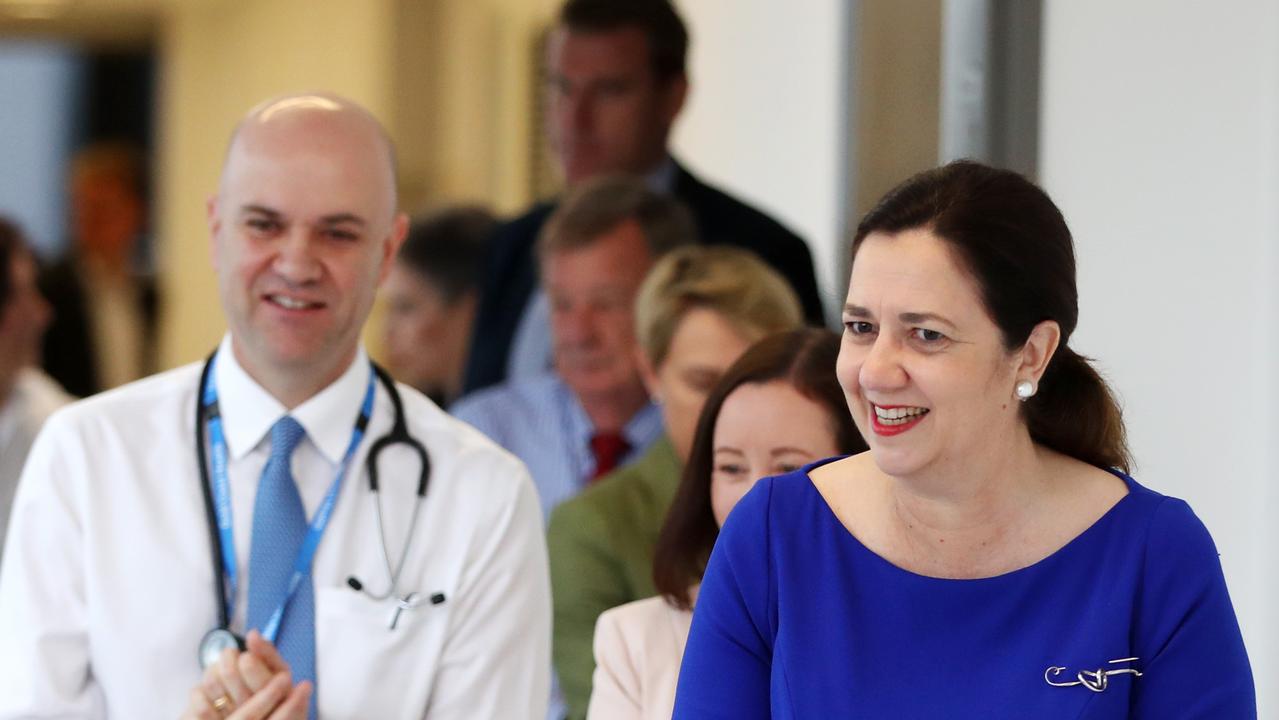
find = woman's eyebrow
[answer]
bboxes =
[770,447,814,457]
[844,304,957,330]
[899,311,956,330]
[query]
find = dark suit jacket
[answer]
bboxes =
[463,162,825,394]
[38,259,159,398]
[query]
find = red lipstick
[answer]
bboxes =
[869,404,929,437]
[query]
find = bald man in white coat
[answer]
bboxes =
[0,94,551,720]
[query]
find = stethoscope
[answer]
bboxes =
[194,351,438,668]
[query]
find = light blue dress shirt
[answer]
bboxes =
[452,373,663,521]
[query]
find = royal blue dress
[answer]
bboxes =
[673,460,1255,719]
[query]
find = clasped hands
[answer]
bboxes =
[181,630,312,720]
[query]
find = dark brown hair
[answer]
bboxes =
[652,328,868,610]
[0,218,25,306]
[397,205,497,305]
[852,160,1130,472]
[559,0,688,82]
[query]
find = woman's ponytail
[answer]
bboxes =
[1025,346,1131,473]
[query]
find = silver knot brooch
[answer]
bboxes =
[1044,657,1142,693]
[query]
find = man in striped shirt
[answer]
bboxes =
[452,176,694,520]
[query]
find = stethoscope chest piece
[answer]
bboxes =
[199,627,245,669]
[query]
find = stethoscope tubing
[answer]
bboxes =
[195,353,431,632]
[196,353,229,628]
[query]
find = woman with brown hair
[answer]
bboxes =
[672,161,1255,718]
[586,328,867,719]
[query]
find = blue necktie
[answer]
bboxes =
[247,416,317,717]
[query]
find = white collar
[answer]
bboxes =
[213,335,372,464]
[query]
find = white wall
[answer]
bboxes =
[1040,1,1279,713]
[670,0,848,319]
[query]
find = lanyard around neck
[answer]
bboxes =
[201,353,375,642]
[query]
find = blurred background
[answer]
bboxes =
[1,0,1275,712]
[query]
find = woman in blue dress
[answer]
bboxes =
[673,161,1256,719]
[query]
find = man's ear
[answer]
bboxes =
[206,195,221,268]
[660,73,689,126]
[1015,319,1062,389]
[377,212,410,284]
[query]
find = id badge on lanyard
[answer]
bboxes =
[201,354,375,642]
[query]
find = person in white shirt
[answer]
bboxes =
[0,94,551,720]
[0,219,72,556]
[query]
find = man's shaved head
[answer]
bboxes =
[221,93,399,218]
[209,93,408,406]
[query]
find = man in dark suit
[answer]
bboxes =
[463,0,824,395]
[40,143,159,397]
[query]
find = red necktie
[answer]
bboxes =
[589,432,631,482]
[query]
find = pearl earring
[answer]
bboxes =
[1015,380,1035,401]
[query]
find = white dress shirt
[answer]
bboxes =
[0,337,551,719]
[587,595,693,720]
[0,368,72,556]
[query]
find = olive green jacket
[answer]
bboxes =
[547,437,682,720]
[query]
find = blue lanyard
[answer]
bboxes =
[201,354,375,642]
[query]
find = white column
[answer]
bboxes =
[939,0,991,162]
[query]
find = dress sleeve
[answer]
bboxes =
[586,608,643,720]
[672,479,776,720]
[1131,498,1256,718]
[548,499,631,720]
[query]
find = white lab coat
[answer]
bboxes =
[0,367,72,556]
[0,339,551,719]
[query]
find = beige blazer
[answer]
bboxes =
[587,595,694,720]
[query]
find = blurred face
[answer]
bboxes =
[380,262,474,398]
[209,106,407,388]
[547,27,687,185]
[71,172,143,262]
[642,307,756,462]
[0,249,52,369]
[836,228,1023,479]
[710,380,842,526]
[544,219,653,401]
